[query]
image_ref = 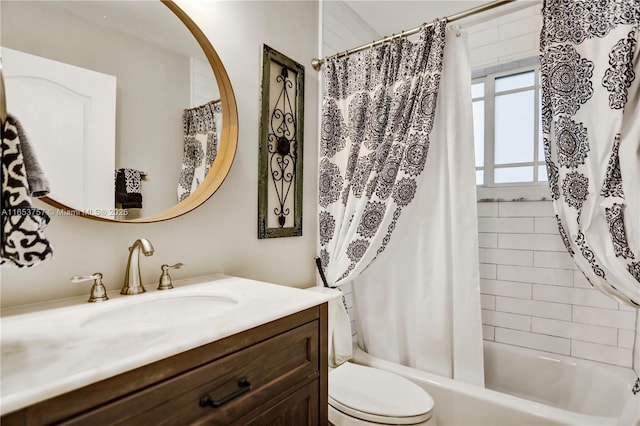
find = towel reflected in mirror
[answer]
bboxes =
[115,168,144,209]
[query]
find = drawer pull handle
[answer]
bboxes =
[199,378,251,408]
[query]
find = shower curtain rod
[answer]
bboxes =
[311,0,515,71]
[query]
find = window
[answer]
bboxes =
[472,65,546,190]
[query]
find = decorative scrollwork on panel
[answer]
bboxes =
[268,66,297,227]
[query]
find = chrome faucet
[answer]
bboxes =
[121,238,154,295]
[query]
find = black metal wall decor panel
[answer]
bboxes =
[258,45,304,239]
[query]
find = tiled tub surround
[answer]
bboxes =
[343,199,639,407]
[323,0,639,374]
[478,200,638,371]
[320,4,639,424]
[340,293,638,424]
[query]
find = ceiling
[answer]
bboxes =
[51,1,501,59]
[343,0,496,37]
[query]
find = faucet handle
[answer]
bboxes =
[71,272,109,303]
[157,263,183,290]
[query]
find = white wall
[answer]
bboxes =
[1,0,319,308]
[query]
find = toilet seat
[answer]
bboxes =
[329,362,434,424]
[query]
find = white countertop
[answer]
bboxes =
[0,274,329,415]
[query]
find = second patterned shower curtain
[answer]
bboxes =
[540,0,640,307]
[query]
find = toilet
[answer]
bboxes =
[308,287,436,425]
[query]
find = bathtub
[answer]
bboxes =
[352,341,640,425]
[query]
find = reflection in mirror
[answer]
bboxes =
[0,0,234,221]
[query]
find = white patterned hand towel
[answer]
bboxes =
[6,114,50,198]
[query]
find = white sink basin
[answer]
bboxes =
[80,294,239,330]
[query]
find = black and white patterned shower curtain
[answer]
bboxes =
[178,100,222,202]
[318,20,446,286]
[540,0,640,306]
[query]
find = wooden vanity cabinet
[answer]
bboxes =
[2,304,328,426]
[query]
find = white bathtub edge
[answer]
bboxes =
[352,345,624,426]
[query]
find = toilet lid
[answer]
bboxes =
[329,362,434,424]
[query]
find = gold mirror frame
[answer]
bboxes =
[40,0,238,223]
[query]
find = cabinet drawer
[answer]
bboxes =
[233,379,319,425]
[65,321,319,425]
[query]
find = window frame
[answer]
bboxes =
[472,63,550,200]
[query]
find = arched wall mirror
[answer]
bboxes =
[0,0,238,223]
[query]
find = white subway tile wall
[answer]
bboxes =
[322,0,639,376]
[466,3,542,69]
[479,201,637,369]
